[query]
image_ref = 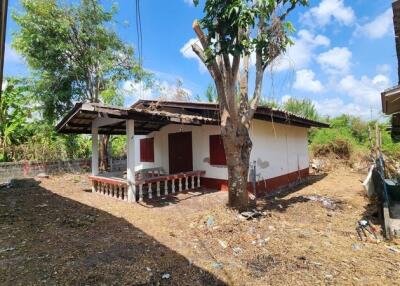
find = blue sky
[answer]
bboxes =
[3,0,397,119]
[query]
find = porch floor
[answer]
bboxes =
[97,171,126,181]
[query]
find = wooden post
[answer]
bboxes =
[126,119,136,203]
[375,122,382,157]
[91,124,99,192]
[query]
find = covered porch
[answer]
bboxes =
[56,102,215,203]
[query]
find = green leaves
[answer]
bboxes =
[282,98,318,121]
[195,0,307,67]
[12,0,148,121]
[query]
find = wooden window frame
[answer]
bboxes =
[209,135,226,166]
[140,137,155,163]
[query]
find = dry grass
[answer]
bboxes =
[1,168,400,285]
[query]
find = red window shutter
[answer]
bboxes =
[209,135,226,165]
[140,138,154,162]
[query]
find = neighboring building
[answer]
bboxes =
[382,0,400,139]
[0,0,8,96]
[57,100,328,202]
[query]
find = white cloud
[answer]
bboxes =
[313,97,374,119]
[183,0,194,6]
[157,80,193,99]
[376,64,392,75]
[355,9,393,39]
[293,69,324,93]
[271,29,330,72]
[121,80,154,101]
[311,72,391,119]
[180,38,207,73]
[281,94,292,104]
[4,43,24,65]
[121,78,193,104]
[301,0,355,28]
[339,74,391,106]
[317,47,352,75]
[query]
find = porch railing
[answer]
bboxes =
[89,170,205,203]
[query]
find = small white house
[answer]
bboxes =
[56,100,328,202]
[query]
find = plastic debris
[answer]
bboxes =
[239,210,264,220]
[162,273,171,279]
[35,204,48,208]
[0,247,15,253]
[233,247,242,255]
[356,220,378,241]
[387,246,400,253]
[206,215,214,227]
[304,195,342,211]
[212,262,223,269]
[36,173,49,179]
[218,239,228,249]
[351,243,364,250]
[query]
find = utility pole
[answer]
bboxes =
[0,0,9,99]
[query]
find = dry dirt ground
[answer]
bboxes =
[1,168,400,285]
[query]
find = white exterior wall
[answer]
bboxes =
[134,119,309,181]
[249,119,309,181]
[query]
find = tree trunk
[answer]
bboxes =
[99,134,110,171]
[221,119,252,211]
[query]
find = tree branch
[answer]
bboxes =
[193,20,208,50]
[246,16,265,122]
[279,2,296,21]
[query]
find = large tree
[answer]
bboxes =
[13,0,148,169]
[192,0,308,210]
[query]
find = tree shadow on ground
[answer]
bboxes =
[0,179,227,285]
[257,173,328,213]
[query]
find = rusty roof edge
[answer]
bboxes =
[55,102,84,132]
[132,99,328,128]
[129,107,218,123]
[56,100,328,135]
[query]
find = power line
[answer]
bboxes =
[135,0,144,98]
[135,0,143,68]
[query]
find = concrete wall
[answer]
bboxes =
[250,119,309,182]
[0,159,90,184]
[0,158,127,184]
[135,119,309,182]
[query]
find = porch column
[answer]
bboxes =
[126,119,136,202]
[91,124,99,176]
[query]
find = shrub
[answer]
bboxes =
[311,128,357,159]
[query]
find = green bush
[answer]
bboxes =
[310,128,358,159]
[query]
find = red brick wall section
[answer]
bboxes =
[201,168,309,197]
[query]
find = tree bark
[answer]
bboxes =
[99,134,109,171]
[221,121,252,211]
[191,20,268,211]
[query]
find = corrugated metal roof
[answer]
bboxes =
[56,99,329,135]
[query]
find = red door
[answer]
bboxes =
[168,132,193,174]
